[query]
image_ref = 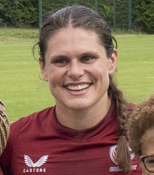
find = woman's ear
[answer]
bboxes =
[39,56,48,82]
[108,48,118,75]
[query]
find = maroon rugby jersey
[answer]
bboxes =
[0,102,142,175]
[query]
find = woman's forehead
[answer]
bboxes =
[46,27,102,51]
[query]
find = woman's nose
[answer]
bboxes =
[67,60,84,79]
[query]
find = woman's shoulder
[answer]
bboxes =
[2,106,55,154]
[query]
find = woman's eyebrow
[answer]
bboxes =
[49,54,69,60]
[49,51,99,60]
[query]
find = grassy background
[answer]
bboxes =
[0,28,154,123]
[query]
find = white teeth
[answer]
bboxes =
[66,84,89,91]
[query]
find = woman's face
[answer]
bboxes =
[40,27,117,111]
[141,128,154,175]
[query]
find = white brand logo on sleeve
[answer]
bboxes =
[23,155,49,173]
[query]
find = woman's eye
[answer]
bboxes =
[81,56,95,63]
[148,160,154,164]
[54,58,69,66]
[146,158,154,164]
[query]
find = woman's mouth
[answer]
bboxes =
[65,84,90,91]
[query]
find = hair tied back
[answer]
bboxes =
[120,129,126,136]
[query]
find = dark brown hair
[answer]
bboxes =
[129,94,154,156]
[36,5,131,173]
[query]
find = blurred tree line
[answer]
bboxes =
[0,0,154,33]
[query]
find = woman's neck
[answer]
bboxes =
[55,97,111,131]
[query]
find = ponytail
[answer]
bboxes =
[108,76,132,174]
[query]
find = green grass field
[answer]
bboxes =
[0,28,154,123]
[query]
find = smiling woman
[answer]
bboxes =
[0,5,142,175]
[39,27,116,114]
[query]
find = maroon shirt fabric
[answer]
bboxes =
[0,103,142,175]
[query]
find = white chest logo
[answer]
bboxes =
[24,155,48,167]
[109,145,135,165]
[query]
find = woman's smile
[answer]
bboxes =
[65,83,91,91]
[40,27,117,110]
[64,82,92,97]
